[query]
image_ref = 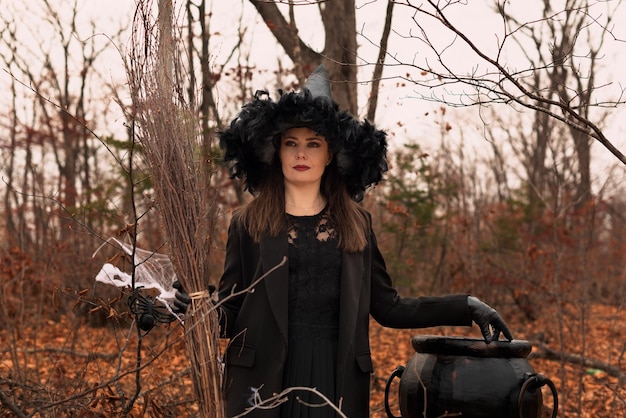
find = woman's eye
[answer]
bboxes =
[308,142,321,148]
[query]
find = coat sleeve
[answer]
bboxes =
[368,224,473,329]
[217,213,245,338]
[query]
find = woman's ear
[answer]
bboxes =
[326,154,333,166]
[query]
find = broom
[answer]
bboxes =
[126,1,224,416]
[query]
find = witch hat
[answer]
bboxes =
[219,64,388,201]
[302,64,332,103]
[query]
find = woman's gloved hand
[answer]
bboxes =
[468,296,514,343]
[171,281,216,314]
[172,281,192,314]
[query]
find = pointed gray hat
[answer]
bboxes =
[302,64,332,103]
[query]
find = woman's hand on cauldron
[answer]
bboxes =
[468,296,513,343]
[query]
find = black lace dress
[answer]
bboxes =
[280,207,343,418]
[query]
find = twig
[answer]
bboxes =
[0,389,28,418]
[529,340,625,379]
[233,386,348,418]
[7,347,117,361]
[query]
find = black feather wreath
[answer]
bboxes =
[336,119,388,201]
[219,90,278,194]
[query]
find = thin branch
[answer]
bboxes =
[366,0,394,121]
[378,1,626,164]
[233,386,348,418]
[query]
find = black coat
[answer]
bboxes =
[217,211,472,417]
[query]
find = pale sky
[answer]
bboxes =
[2,0,625,184]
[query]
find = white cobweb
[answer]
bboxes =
[93,238,179,315]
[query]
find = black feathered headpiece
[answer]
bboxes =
[219,65,388,201]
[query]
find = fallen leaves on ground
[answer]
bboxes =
[1,303,624,417]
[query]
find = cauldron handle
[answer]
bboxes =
[384,366,404,418]
[518,372,559,418]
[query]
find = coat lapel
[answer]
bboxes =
[336,250,364,393]
[260,232,289,342]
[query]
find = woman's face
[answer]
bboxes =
[279,127,331,189]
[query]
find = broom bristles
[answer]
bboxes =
[126,1,224,416]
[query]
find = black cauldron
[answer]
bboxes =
[384,335,558,418]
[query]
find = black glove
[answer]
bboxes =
[468,296,513,343]
[172,280,192,314]
[172,281,216,314]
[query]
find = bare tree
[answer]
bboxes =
[0,1,125,265]
[377,0,625,167]
[499,0,616,208]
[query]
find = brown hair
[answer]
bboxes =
[237,155,370,253]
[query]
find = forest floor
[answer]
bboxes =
[0,303,624,417]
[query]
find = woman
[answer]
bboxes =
[213,65,513,418]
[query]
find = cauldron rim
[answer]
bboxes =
[411,335,532,358]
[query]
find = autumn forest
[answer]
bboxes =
[1,1,625,417]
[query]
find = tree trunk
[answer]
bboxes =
[249,0,359,114]
[319,0,358,114]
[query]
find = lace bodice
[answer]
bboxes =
[281,208,344,417]
[286,207,342,334]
